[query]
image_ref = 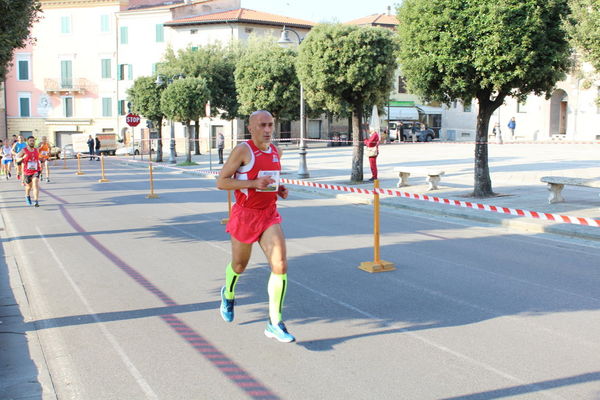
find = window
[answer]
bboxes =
[61,16,71,34]
[63,96,74,117]
[100,15,109,32]
[118,64,133,80]
[517,97,528,113]
[191,46,198,52]
[17,58,30,81]
[156,24,164,42]
[102,97,112,117]
[118,100,127,116]
[397,76,407,94]
[18,93,31,117]
[61,60,73,88]
[463,100,472,113]
[190,29,198,35]
[101,59,111,79]
[120,26,128,44]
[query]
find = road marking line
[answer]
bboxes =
[37,227,160,400]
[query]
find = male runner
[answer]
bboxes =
[1,140,13,179]
[12,135,27,181]
[216,110,294,343]
[15,136,41,207]
[37,136,52,182]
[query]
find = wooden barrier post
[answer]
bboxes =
[358,179,395,273]
[98,154,109,182]
[220,190,232,224]
[75,153,84,175]
[146,162,159,199]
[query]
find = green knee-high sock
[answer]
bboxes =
[224,262,239,300]
[267,273,287,324]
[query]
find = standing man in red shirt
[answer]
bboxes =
[15,136,42,207]
[216,110,294,343]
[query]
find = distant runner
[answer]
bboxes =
[216,110,295,343]
[15,136,42,207]
[1,141,13,179]
[12,135,27,182]
[37,136,52,182]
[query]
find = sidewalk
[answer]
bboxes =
[137,141,600,242]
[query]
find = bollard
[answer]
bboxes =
[75,153,84,175]
[146,162,159,199]
[98,154,109,182]
[220,190,232,224]
[358,179,395,273]
[63,154,67,169]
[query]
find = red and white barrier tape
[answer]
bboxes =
[115,158,600,228]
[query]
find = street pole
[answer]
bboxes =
[169,119,176,163]
[298,84,309,178]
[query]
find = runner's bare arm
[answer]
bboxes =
[15,150,25,162]
[273,145,288,199]
[216,144,273,191]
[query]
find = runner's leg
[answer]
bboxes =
[259,224,288,324]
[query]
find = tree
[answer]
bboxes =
[0,0,41,80]
[234,39,300,138]
[160,45,239,153]
[397,0,572,197]
[127,76,165,162]
[160,77,210,163]
[297,24,398,182]
[566,0,600,71]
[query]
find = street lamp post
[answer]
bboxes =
[278,26,309,179]
[155,74,179,164]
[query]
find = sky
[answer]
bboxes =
[241,0,401,23]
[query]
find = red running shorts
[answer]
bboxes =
[226,203,282,244]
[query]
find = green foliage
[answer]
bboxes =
[0,0,41,80]
[397,0,572,105]
[126,76,163,122]
[159,44,239,119]
[566,0,600,71]
[296,23,398,181]
[397,0,572,196]
[234,39,300,120]
[160,77,210,123]
[297,24,399,115]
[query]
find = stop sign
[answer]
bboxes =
[126,113,141,127]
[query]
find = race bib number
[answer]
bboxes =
[27,161,38,170]
[41,151,49,155]
[256,170,280,192]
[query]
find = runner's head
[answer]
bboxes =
[27,136,35,148]
[248,110,274,149]
[18,135,24,142]
[41,136,48,144]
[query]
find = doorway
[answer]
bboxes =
[549,89,568,136]
[211,125,224,149]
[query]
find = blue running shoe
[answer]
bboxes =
[220,286,234,322]
[264,321,295,343]
[25,196,32,205]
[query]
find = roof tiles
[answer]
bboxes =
[165,8,315,28]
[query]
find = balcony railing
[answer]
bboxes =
[44,78,88,94]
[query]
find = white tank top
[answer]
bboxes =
[2,145,12,157]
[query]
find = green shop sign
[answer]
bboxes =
[387,101,416,107]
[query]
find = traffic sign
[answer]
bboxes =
[126,113,141,127]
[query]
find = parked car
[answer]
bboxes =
[61,144,75,159]
[115,144,140,156]
[392,121,435,142]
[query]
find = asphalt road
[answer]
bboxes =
[2,159,600,400]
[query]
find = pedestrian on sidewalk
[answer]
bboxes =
[508,117,516,139]
[95,137,101,161]
[217,132,225,164]
[14,136,41,207]
[87,135,95,160]
[216,110,295,343]
[364,129,380,181]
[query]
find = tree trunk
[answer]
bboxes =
[185,122,192,163]
[274,115,280,140]
[472,94,501,197]
[156,118,163,162]
[350,103,364,182]
[194,119,201,155]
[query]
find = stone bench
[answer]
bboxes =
[394,167,445,191]
[540,176,600,204]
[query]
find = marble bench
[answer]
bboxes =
[393,167,445,191]
[540,176,600,204]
